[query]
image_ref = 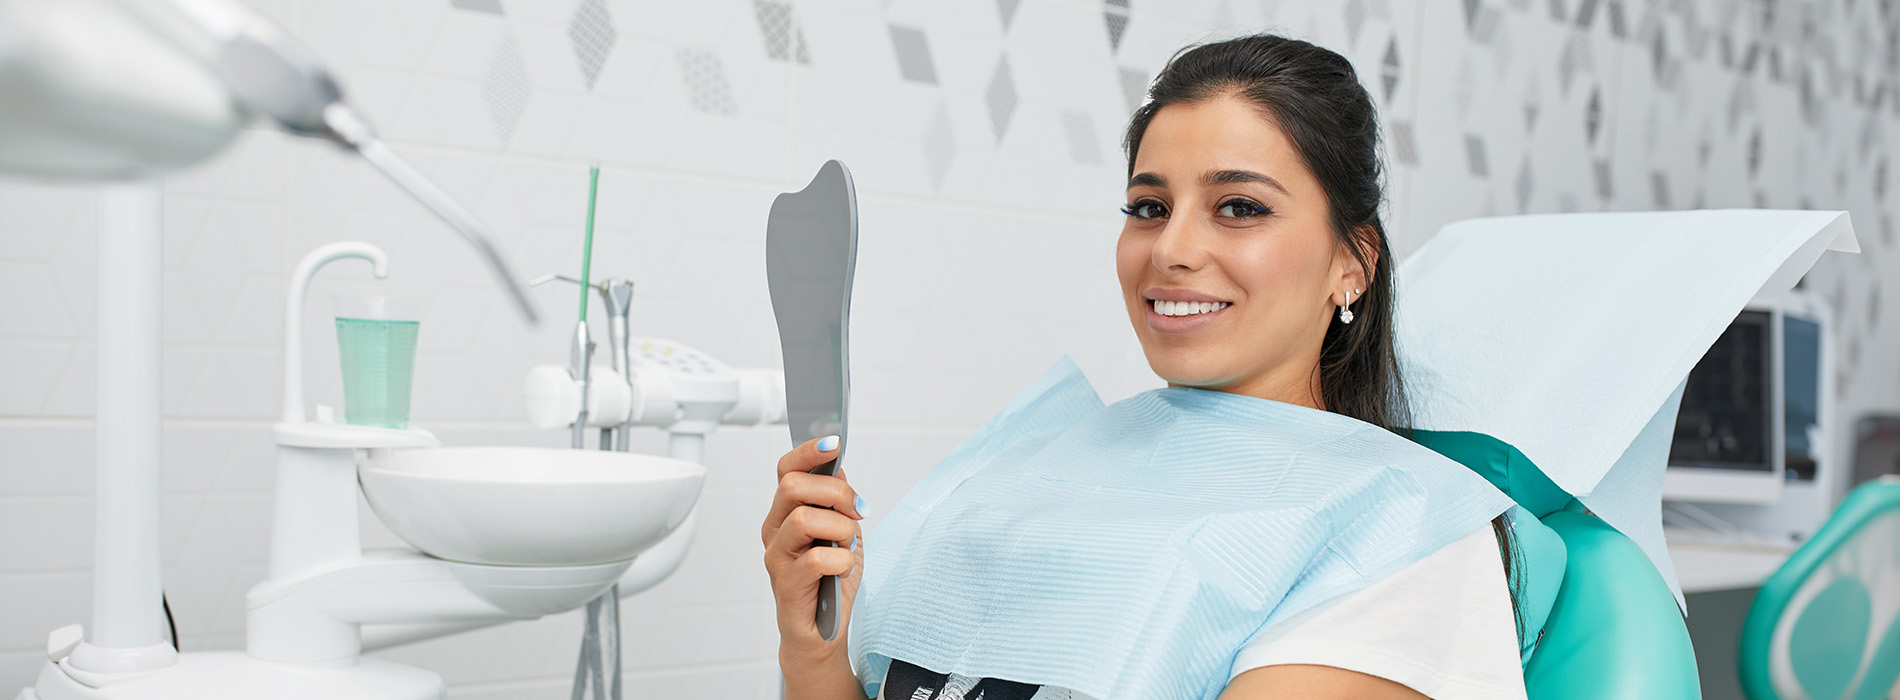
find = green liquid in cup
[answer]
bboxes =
[336,317,420,428]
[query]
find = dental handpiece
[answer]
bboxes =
[599,279,635,452]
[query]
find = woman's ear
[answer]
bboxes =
[1333,225,1379,304]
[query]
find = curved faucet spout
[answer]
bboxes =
[282,242,388,425]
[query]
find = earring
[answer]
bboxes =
[1338,289,1358,324]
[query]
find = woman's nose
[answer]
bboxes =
[1151,214,1210,272]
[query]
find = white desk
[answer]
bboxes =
[1668,540,1796,594]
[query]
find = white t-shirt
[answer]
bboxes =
[876,525,1525,700]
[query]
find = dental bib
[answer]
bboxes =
[851,358,1514,700]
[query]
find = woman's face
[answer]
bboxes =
[1116,94,1368,407]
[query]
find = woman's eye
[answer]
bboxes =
[1121,200,1169,220]
[1217,198,1268,219]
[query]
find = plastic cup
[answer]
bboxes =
[334,296,422,429]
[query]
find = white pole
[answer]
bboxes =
[72,184,177,672]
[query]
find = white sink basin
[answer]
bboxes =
[359,446,705,566]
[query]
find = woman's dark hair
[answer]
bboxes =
[1124,34,1529,647]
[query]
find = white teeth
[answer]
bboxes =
[1151,300,1229,316]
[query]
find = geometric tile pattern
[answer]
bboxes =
[1573,0,1598,28]
[890,25,938,84]
[1515,156,1535,212]
[676,49,738,115]
[1464,134,1490,177]
[986,55,1018,144]
[1104,0,1132,53]
[1470,5,1501,45]
[1344,0,1368,47]
[998,0,1023,31]
[754,0,812,64]
[1585,87,1602,143]
[450,0,503,15]
[1380,37,1401,103]
[1389,120,1418,166]
[568,0,617,90]
[481,33,531,143]
[1558,31,1591,94]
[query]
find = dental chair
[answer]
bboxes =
[1413,430,1703,700]
[1738,477,1900,700]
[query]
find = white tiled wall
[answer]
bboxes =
[3,0,1898,697]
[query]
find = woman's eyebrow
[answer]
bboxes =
[1127,172,1166,189]
[1204,169,1289,195]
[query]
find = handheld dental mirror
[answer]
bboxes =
[767,159,857,642]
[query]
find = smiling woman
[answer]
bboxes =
[764,34,1527,700]
[1118,35,1396,418]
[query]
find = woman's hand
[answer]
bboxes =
[763,435,869,700]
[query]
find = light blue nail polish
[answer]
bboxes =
[817,435,840,452]
[848,534,857,551]
[855,495,867,516]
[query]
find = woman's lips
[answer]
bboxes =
[1146,298,1230,333]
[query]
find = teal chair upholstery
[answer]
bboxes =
[1740,477,1900,700]
[1413,430,1702,700]
[1525,509,1701,699]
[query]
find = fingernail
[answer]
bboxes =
[816,435,840,452]
[848,534,858,551]
[854,495,867,517]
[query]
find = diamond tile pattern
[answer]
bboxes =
[1464,134,1489,177]
[1389,120,1418,165]
[481,33,531,143]
[986,55,1018,145]
[1105,0,1132,52]
[1345,0,1369,47]
[1585,88,1602,143]
[1381,37,1401,103]
[754,0,811,64]
[677,48,738,115]
[1515,156,1535,212]
[998,0,1023,31]
[450,0,503,15]
[568,0,617,90]
[890,25,938,84]
[1558,32,1592,94]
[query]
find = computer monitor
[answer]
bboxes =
[1663,309,1784,504]
[1663,290,1839,539]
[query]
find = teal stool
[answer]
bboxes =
[1414,430,1702,700]
[1740,477,1900,700]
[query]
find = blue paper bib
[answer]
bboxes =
[851,358,1515,699]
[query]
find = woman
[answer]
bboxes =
[762,35,1527,699]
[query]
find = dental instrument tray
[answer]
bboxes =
[766,159,858,641]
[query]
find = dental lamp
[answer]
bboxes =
[0,0,548,695]
[0,0,539,322]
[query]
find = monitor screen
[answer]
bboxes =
[1783,315,1820,481]
[1671,310,1773,472]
